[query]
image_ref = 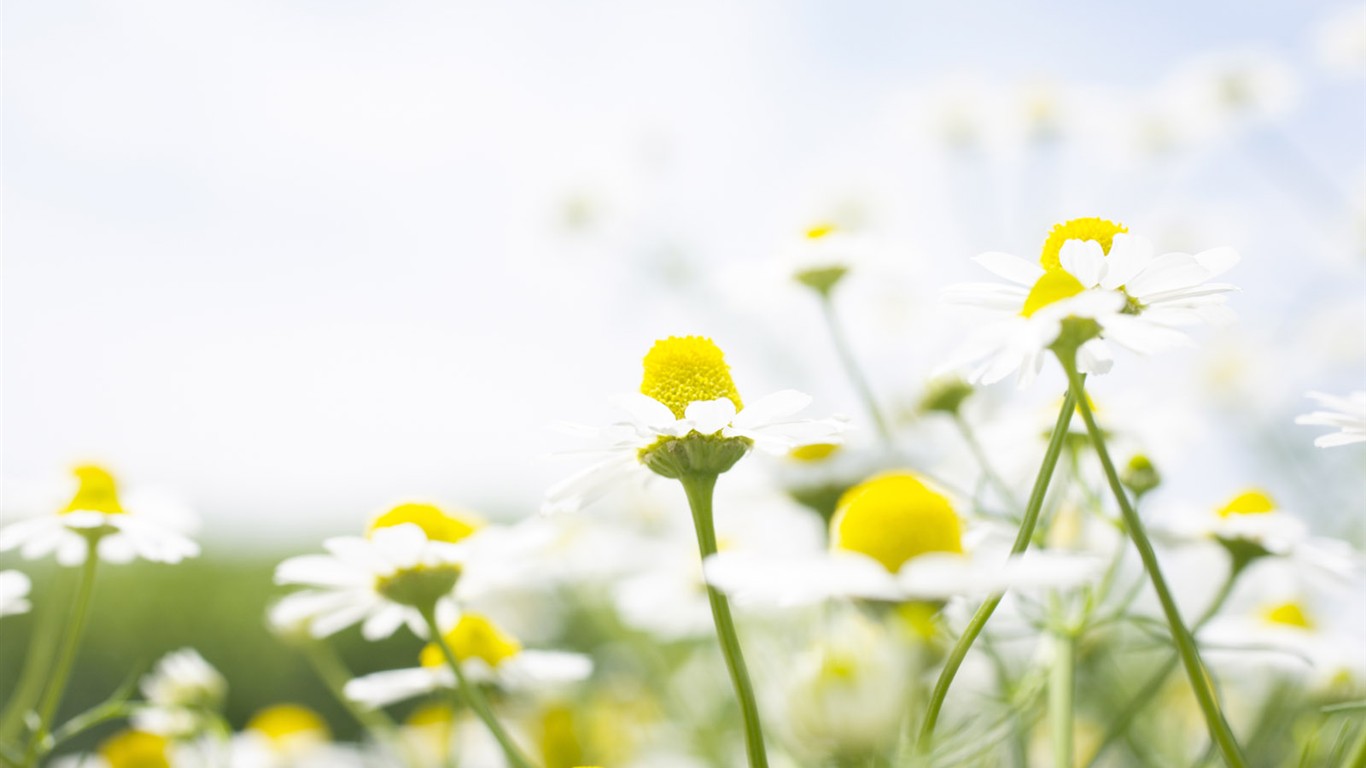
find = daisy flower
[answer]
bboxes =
[272,502,479,640]
[705,471,1100,606]
[133,648,227,738]
[1295,390,1366,447]
[544,335,846,514]
[0,465,199,566]
[344,613,592,709]
[0,570,31,617]
[49,729,187,768]
[228,704,367,768]
[945,217,1238,386]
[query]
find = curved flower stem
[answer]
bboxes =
[420,609,536,768]
[819,293,894,446]
[23,542,102,768]
[680,472,769,768]
[918,385,1078,750]
[1061,356,1247,768]
[1345,721,1366,768]
[1050,632,1076,768]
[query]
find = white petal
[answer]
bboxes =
[1059,240,1107,288]
[344,667,451,708]
[275,556,368,588]
[1193,246,1239,277]
[972,251,1045,286]
[1100,234,1154,289]
[684,398,738,435]
[612,393,679,430]
[501,651,593,688]
[1125,253,1210,297]
[731,390,812,429]
[542,453,640,515]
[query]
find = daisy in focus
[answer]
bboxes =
[1295,390,1366,447]
[272,502,479,640]
[0,465,199,566]
[544,335,846,513]
[0,570,31,617]
[344,612,592,709]
[705,471,1100,606]
[944,217,1239,386]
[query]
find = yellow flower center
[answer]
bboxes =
[367,502,480,543]
[247,704,330,745]
[1216,489,1277,518]
[99,730,170,768]
[830,472,964,573]
[640,336,743,419]
[63,464,125,515]
[806,223,837,240]
[1021,268,1086,317]
[539,704,585,768]
[405,702,455,727]
[1040,217,1128,269]
[1262,601,1314,630]
[788,443,840,462]
[420,613,523,669]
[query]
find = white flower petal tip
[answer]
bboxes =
[1296,390,1366,449]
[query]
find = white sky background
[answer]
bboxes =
[4,0,1364,544]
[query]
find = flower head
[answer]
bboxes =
[0,465,199,566]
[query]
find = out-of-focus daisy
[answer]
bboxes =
[1313,5,1366,77]
[544,336,845,514]
[0,465,199,566]
[705,471,1100,606]
[0,570,31,617]
[784,223,882,296]
[344,613,592,709]
[229,704,366,768]
[49,729,175,768]
[272,503,479,640]
[1166,50,1298,138]
[133,648,227,738]
[945,218,1238,386]
[1295,390,1366,447]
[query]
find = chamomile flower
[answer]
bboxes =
[0,570,31,617]
[705,471,1100,606]
[1295,390,1366,447]
[344,613,592,709]
[0,465,199,566]
[229,704,366,768]
[544,335,845,514]
[945,218,1238,386]
[785,223,881,296]
[133,648,227,738]
[272,502,479,640]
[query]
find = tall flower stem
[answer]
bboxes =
[420,609,536,768]
[919,386,1078,749]
[22,541,101,768]
[1049,632,1076,768]
[0,570,67,745]
[680,472,769,768]
[819,292,894,446]
[1061,355,1247,768]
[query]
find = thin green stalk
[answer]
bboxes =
[301,639,413,762]
[1062,357,1247,768]
[22,543,101,767]
[918,385,1078,750]
[420,609,536,768]
[680,472,769,768]
[1345,721,1366,768]
[819,293,894,446]
[1086,564,1241,767]
[0,568,67,745]
[954,413,1023,516]
[1050,633,1075,768]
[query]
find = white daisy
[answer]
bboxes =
[133,648,227,738]
[1295,390,1366,447]
[228,704,368,768]
[344,613,592,709]
[271,503,479,640]
[0,570,31,617]
[544,335,845,514]
[50,729,202,768]
[945,218,1238,386]
[705,471,1101,607]
[0,465,199,566]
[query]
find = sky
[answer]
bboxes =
[4,0,1364,543]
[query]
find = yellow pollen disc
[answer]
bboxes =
[63,464,126,515]
[367,502,480,543]
[830,472,964,573]
[420,613,523,669]
[1021,269,1086,317]
[538,704,584,767]
[405,702,455,728]
[1216,489,1277,518]
[640,336,743,419]
[1262,601,1314,630]
[99,730,170,768]
[247,704,331,744]
[789,443,840,462]
[1040,217,1128,269]
[806,223,837,240]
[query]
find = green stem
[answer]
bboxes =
[22,541,101,767]
[420,609,536,768]
[1050,632,1075,768]
[1061,356,1247,768]
[918,385,1079,750]
[0,568,67,745]
[1086,564,1242,767]
[1345,720,1366,768]
[819,292,894,446]
[680,472,769,768]
[301,639,411,761]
